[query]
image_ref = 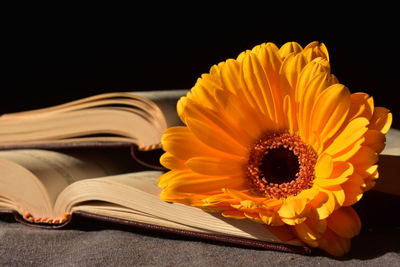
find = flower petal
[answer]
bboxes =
[363,130,386,153]
[232,199,259,210]
[176,96,186,122]
[315,153,334,180]
[165,171,246,194]
[296,58,330,104]
[219,59,243,95]
[233,51,262,112]
[323,117,369,161]
[293,224,318,247]
[213,89,263,141]
[183,98,253,148]
[185,117,248,157]
[293,218,327,246]
[347,92,374,121]
[302,41,329,61]
[221,210,246,219]
[202,193,234,205]
[185,156,245,176]
[159,189,209,205]
[190,81,220,112]
[318,229,351,257]
[177,96,188,123]
[309,190,336,220]
[259,209,284,226]
[370,107,392,134]
[279,42,303,59]
[278,197,309,225]
[327,207,361,239]
[252,43,284,94]
[327,185,346,207]
[222,188,270,204]
[363,167,379,192]
[280,53,307,89]
[216,58,270,137]
[157,170,180,189]
[283,94,298,133]
[242,53,277,125]
[341,173,364,206]
[162,126,236,160]
[160,152,186,170]
[309,83,351,146]
[244,212,263,223]
[350,146,378,169]
[294,223,318,242]
[314,172,353,187]
[298,72,336,141]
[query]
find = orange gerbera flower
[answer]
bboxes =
[158,41,392,256]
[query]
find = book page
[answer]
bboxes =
[0,149,136,211]
[0,92,172,148]
[133,90,187,127]
[55,171,301,245]
[55,171,163,214]
[0,196,18,210]
[0,108,161,147]
[0,156,53,216]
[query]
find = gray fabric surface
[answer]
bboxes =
[0,219,399,266]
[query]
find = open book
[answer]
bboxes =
[0,90,311,254]
[0,147,309,253]
[0,90,399,254]
[0,90,185,151]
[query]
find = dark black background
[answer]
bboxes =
[3,15,399,129]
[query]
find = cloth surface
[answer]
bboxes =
[0,218,399,266]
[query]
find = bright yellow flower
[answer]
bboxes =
[158,41,392,256]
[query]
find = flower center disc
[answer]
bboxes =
[247,132,317,199]
[260,147,300,184]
